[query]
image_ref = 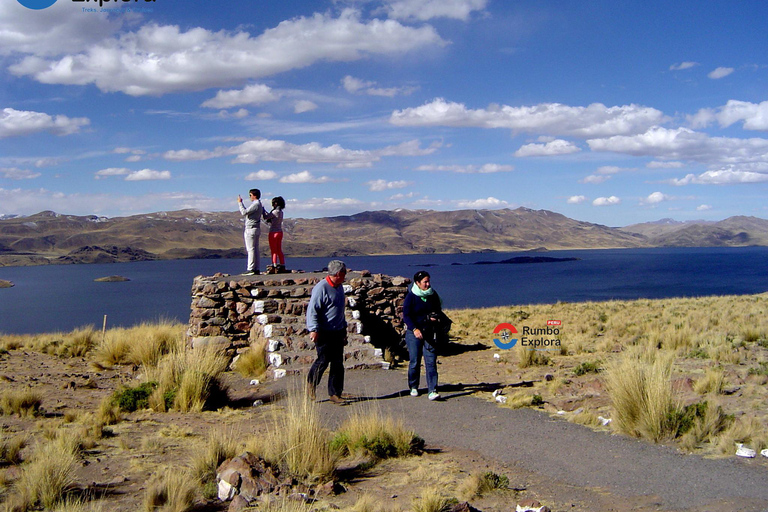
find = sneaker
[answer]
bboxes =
[410,389,419,397]
[243,271,257,276]
[428,391,440,401]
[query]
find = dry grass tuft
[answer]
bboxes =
[694,368,726,395]
[232,338,268,378]
[7,436,80,511]
[246,390,337,482]
[411,487,452,512]
[0,433,27,466]
[142,467,196,512]
[330,403,420,460]
[189,428,241,485]
[145,343,229,412]
[93,321,184,368]
[0,389,42,417]
[605,349,679,442]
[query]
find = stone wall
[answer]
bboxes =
[188,270,411,377]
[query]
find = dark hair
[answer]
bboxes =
[249,189,261,199]
[413,270,430,283]
[272,196,285,209]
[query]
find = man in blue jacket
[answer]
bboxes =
[306,260,348,404]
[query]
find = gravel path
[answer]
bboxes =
[270,369,768,512]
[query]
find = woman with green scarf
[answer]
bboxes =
[402,270,444,401]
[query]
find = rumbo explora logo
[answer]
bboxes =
[493,320,562,350]
[17,0,58,9]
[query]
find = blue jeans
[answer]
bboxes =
[405,329,438,393]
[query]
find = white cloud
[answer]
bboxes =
[0,108,89,138]
[0,167,40,180]
[514,139,580,157]
[125,169,171,181]
[389,192,418,200]
[456,196,508,209]
[342,75,374,93]
[367,179,411,191]
[708,67,734,79]
[581,175,610,184]
[245,170,278,181]
[596,166,624,175]
[163,138,437,169]
[294,100,318,114]
[279,171,331,184]
[385,0,488,21]
[670,62,698,71]
[342,75,415,97]
[643,191,670,204]
[668,168,768,185]
[691,100,768,131]
[593,196,620,206]
[289,197,367,212]
[567,195,587,204]
[697,204,712,211]
[587,127,768,175]
[95,167,131,179]
[415,163,513,173]
[10,10,443,96]
[0,1,121,57]
[647,161,685,169]
[201,84,280,109]
[391,98,666,138]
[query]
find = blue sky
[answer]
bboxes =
[1,0,766,226]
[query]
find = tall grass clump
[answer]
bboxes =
[605,349,680,442]
[232,338,267,378]
[516,343,549,368]
[457,471,509,499]
[189,428,241,487]
[246,390,336,482]
[0,390,42,417]
[412,487,453,512]
[6,436,80,511]
[330,403,422,460]
[0,433,27,465]
[145,343,229,412]
[142,467,196,512]
[93,321,184,368]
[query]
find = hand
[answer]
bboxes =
[237,195,243,203]
[310,331,318,343]
[414,328,423,340]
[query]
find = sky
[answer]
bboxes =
[1,0,767,227]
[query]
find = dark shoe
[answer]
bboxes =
[340,392,355,399]
[277,264,287,273]
[328,395,347,405]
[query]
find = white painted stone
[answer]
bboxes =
[257,314,269,325]
[249,379,260,386]
[263,324,273,338]
[268,353,283,367]
[217,479,236,501]
[268,339,280,352]
[374,348,383,357]
[273,369,287,379]
[348,297,357,307]
[343,284,353,294]
[253,300,265,314]
[380,361,391,370]
[352,310,361,319]
[363,335,371,343]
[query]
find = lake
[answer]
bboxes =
[1,247,767,334]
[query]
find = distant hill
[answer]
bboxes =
[621,216,768,247]
[0,208,766,266]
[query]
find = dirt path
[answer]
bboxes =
[268,369,768,512]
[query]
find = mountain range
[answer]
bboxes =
[1,208,767,266]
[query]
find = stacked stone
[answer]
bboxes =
[188,270,411,379]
